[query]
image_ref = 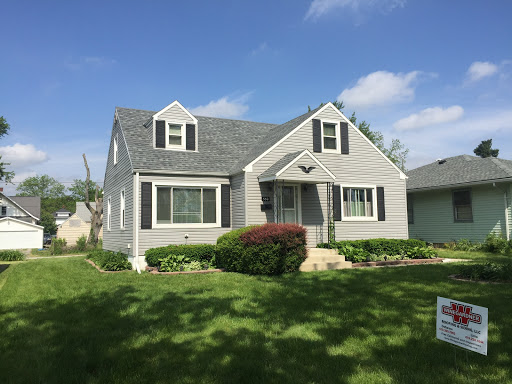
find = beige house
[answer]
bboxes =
[57,202,103,245]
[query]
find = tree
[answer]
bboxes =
[39,211,58,235]
[308,101,409,172]
[474,139,499,158]
[83,154,103,245]
[0,116,15,182]
[68,179,102,201]
[16,175,66,198]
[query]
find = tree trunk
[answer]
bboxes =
[83,154,103,245]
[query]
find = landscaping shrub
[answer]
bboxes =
[482,233,509,254]
[0,250,26,261]
[319,239,427,257]
[405,246,438,259]
[216,223,307,275]
[88,250,132,271]
[145,244,217,267]
[158,255,210,272]
[50,238,67,255]
[458,262,512,282]
[76,235,88,252]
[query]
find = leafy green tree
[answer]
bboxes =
[68,179,102,201]
[41,196,76,215]
[16,175,66,198]
[39,211,58,234]
[308,101,409,172]
[0,116,15,182]
[474,139,499,158]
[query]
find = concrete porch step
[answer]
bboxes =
[300,248,352,272]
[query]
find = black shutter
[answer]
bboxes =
[186,124,196,151]
[141,182,152,229]
[155,120,165,148]
[340,122,349,154]
[333,185,342,221]
[377,187,385,221]
[312,119,322,153]
[221,184,230,228]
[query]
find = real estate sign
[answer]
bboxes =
[436,297,488,356]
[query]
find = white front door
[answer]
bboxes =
[280,185,300,223]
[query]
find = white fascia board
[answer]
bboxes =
[153,100,198,124]
[0,193,38,221]
[115,109,134,171]
[326,103,407,180]
[276,149,336,180]
[244,103,335,172]
[0,217,44,229]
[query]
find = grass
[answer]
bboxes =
[30,246,97,257]
[438,248,512,263]
[1,252,511,383]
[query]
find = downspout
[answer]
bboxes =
[134,172,141,273]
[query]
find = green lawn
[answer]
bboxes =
[1,253,511,383]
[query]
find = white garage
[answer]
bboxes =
[0,217,43,250]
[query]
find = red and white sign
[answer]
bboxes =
[436,297,488,355]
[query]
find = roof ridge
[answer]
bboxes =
[491,158,512,176]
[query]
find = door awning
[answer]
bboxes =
[258,149,336,184]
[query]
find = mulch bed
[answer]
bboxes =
[85,259,130,273]
[352,258,444,268]
[145,266,225,275]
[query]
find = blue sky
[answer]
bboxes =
[1,0,511,195]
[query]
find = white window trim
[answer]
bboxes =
[113,134,118,165]
[107,196,112,231]
[340,184,378,222]
[120,189,125,230]
[152,182,222,228]
[321,120,341,154]
[166,121,186,150]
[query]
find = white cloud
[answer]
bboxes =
[251,42,268,56]
[393,105,464,131]
[189,95,250,119]
[305,0,406,20]
[0,143,48,168]
[338,70,421,109]
[465,61,498,83]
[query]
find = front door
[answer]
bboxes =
[280,185,300,223]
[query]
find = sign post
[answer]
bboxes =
[436,297,488,356]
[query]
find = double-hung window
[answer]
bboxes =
[322,121,339,152]
[453,189,473,222]
[113,134,118,164]
[342,186,376,220]
[107,197,111,230]
[156,186,218,225]
[167,123,184,148]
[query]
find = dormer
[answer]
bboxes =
[147,100,198,151]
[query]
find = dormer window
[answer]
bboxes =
[167,123,184,148]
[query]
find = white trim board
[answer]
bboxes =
[0,216,44,229]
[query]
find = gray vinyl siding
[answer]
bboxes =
[279,162,334,183]
[509,184,512,239]
[247,105,408,246]
[231,172,246,229]
[103,118,134,255]
[408,183,510,243]
[138,174,231,256]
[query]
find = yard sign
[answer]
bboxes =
[436,297,488,356]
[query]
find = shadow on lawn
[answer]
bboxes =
[0,264,510,383]
[0,264,8,274]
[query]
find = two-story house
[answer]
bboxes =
[103,101,409,270]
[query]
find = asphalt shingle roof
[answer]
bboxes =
[406,155,512,191]
[259,151,304,179]
[8,196,41,219]
[117,105,323,176]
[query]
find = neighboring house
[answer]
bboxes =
[0,191,43,250]
[57,202,103,245]
[103,100,408,270]
[407,155,512,244]
[53,208,72,226]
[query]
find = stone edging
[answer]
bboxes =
[85,259,129,273]
[352,258,444,268]
[145,266,225,275]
